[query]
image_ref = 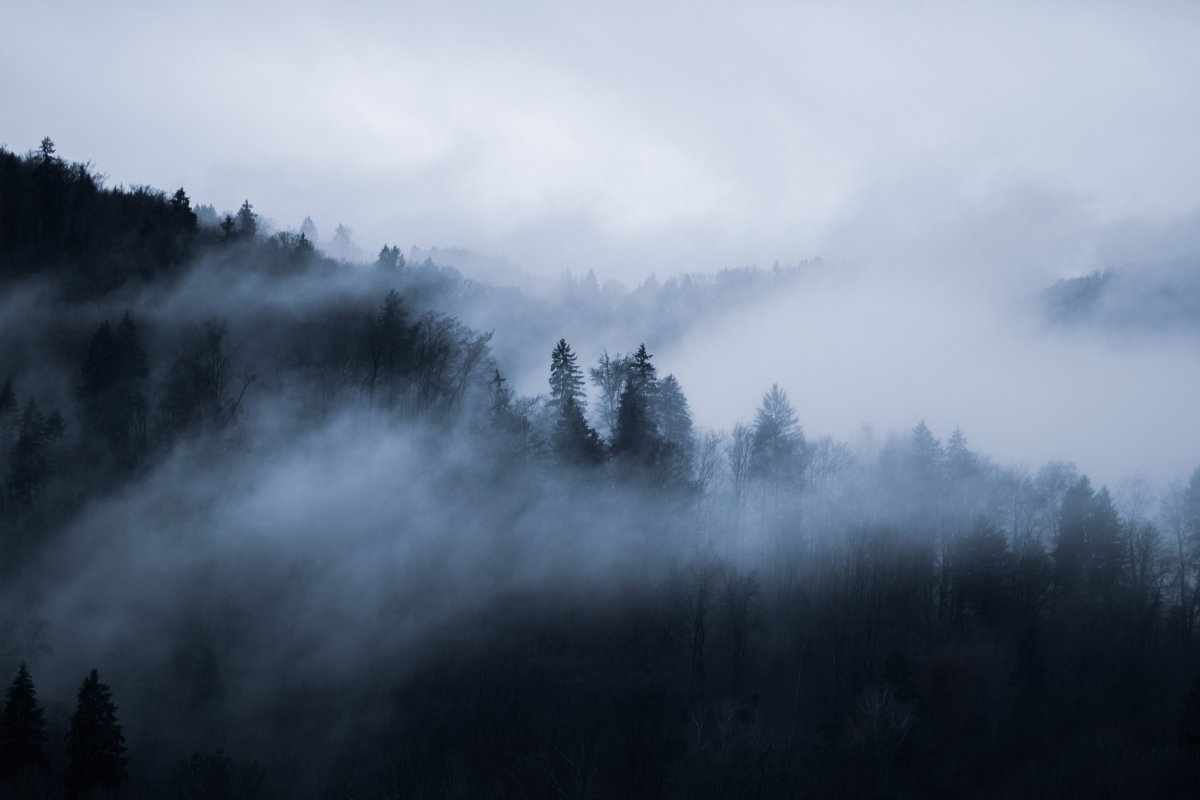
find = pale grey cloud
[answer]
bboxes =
[5,1,1200,281]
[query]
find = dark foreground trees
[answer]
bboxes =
[0,664,47,795]
[65,670,126,800]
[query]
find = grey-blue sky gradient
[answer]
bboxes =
[4,0,1199,484]
[5,1,1199,279]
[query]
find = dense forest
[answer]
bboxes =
[2,140,1200,799]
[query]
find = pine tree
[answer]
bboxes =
[365,290,409,407]
[750,384,804,487]
[945,426,976,479]
[299,215,319,243]
[235,200,257,239]
[613,378,652,457]
[376,245,404,270]
[547,340,600,464]
[1054,476,1126,607]
[612,343,661,460]
[169,188,197,231]
[910,420,943,474]
[1055,475,1095,595]
[649,374,695,489]
[628,344,657,395]
[548,339,586,411]
[65,670,127,800]
[553,395,604,466]
[0,664,47,785]
[654,374,693,452]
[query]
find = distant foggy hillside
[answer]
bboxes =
[1039,258,1200,334]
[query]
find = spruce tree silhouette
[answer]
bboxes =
[64,670,126,799]
[548,338,586,410]
[613,343,659,459]
[0,663,48,792]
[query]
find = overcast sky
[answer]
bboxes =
[5,1,1200,484]
[5,0,1200,283]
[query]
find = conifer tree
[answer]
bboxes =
[299,215,319,243]
[0,664,47,786]
[236,200,257,239]
[628,344,657,396]
[654,374,693,452]
[750,384,804,487]
[945,426,976,479]
[376,244,404,270]
[553,395,604,466]
[910,420,943,475]
[613,378,652,457]
[65,670,126,800]
[548,340,600,464]
[169,188,197,231]
[612,343,661,460]
[366,290,409,406]
[548,339,586,411]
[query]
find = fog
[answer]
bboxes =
[5,3,1200,796]
[5,1,1200,279]
[666,256,1200,488]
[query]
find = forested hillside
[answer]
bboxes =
[3,141,1200,798]
[1038,259,1200,335]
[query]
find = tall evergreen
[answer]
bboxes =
[366,290,410,406]
[235,200,257,239]
[945,426,976,479]
[65,670,127,800]
[750,384,804,487]
[375,244,404,270]
[0,664,47,787]
[1054,476,1126,607]
[628,343,657,396]
[612,343,660,459]
[654,374,693,452]
[548,339,586,410]
[910,420,943,475]
[553,395,604,466]
[548,340,600,464]
[613,378,652,457]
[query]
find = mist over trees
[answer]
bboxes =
[3,141,1200,798]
